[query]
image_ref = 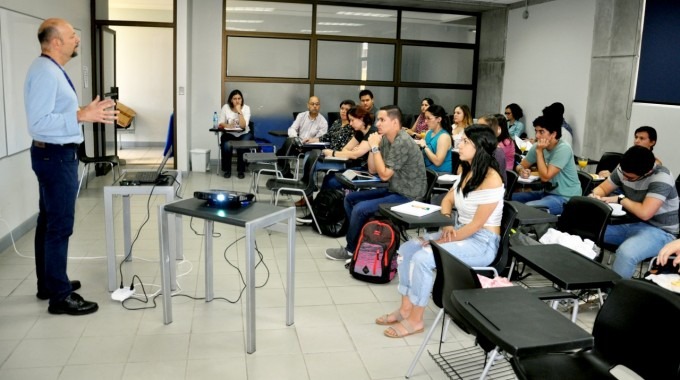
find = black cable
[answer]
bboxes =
[189,217,221,238]
[117,183,156,288]
[119,235,270,310]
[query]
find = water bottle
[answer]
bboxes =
[213,112,219,128]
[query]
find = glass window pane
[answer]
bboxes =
[316,5,397,38]
[314,85,394,116]
[398,88,473,119]
[107,0,173,22]
[401,11,476,43]
[224,82,310,146]
[225,1,312,34]
[317,41,394,81]
[401,46,474,85]
[227,37,309,78]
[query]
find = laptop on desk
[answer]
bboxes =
[119,149,173,186]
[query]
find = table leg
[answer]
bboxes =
[123,195,132,262]
[105,188,117,292]
[286,209,295,326]
[245,221,256,354]
[204,220,214,302]
[158,205,173,324]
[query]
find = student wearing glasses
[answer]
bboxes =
[505,103,525,139]
[590,146,679,278]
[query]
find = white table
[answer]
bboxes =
[157,198,296,354]
[104,170,182,292]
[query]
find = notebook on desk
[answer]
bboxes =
[119,149,173,186]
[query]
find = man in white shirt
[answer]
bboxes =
[287,96,328,140]
[279,96,328,177]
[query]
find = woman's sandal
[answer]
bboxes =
[383,320,424,338]
[375,310,404,325]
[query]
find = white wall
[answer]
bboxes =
[187,0,222,164]
[629,103,680,177]
[501,0,596,155]
[0,0,91,246]
[110,26,174,146]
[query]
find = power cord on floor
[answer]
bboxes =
[120,235,270,310]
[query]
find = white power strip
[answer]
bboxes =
[111,287,134,301]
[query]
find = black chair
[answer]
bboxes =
[402,113,415,129]
[77,142,120,198]
[293,111,300,120]
[594,151,623,174]
[577,171,593,195]
[266,149,321,232]
[406,201,518,378]
[327,111,340,126]
[422,168,438,203]
[505,170,519,200]
[511,279,680,380]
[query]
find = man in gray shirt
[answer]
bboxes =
[326,105,426,260]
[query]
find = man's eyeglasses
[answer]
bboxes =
[617,166,651,182]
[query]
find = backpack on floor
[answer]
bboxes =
[349,217,400,284]
[312,189,348,237]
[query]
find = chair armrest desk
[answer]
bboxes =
[158,198,296,354]
[451,286,594,358]
[508,200,558,226]
[334,172,388,191]
[379,203,452,230]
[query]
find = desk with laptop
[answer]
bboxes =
[104,149,182,291]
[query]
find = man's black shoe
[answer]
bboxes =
[36,280,82,300]
[237,172,245,179]
[282,171,294,179]
[223,172,231,178]
[48,292,98,316]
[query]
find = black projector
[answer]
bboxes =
[194,189,255,209]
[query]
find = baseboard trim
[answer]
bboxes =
[0,214,37,256]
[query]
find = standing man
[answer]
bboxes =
[512,115,581,215]
[25,18,117,315]
[325,105,427,261]
[590,146,678,278]
[359,89,378,117]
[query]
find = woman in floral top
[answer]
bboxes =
[405,98,434,139]
[307,99,355,151]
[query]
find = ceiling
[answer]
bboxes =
[109,0,525,13]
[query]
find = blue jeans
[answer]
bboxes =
[397,227,499,306]
[604,222,676,278]
[344,188,409,252]
[221,132,253,174]
[31,144,79,304]
[512,191,568,215]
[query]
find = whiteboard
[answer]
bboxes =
[0,9,83,157]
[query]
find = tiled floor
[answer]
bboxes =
[0,148,600,380]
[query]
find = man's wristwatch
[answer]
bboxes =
[371,146,379,154]
[617,194,626,204]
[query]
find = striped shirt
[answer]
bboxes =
[610,165,679,234]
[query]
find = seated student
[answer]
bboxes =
[477,115,507,184]
[495,113,516,170]
[321,106,377,189]
[414,104,452,173]
[405,97,434,138]
[452,104,473,150]
[505,103,525,139]
[306,99,355,151]
[325,106,427,261]
[374,125,504,338]
[277,96,328,177]
[590,146,678,278]
[598,125,662,178]
[544,102,573,147]
[219,89,252,179]
[512,115,581,215]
